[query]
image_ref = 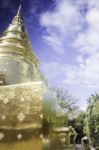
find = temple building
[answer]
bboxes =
[0,1,60,149]
[0,2,45,150]
[0,2,77,150]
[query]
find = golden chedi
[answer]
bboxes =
[0,4,39,85]
[0,2,43,150]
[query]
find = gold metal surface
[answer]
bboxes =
[0,137,42,150]
[0,4,38,66]
[0,2,44,150]
[0,81,43,142]
[0,82,42,129]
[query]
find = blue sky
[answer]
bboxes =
[0,0,99,110]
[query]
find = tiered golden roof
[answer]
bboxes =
[0,4,38,65]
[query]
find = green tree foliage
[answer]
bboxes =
[86,93,99,143]
[56,89,86,143]
[56,89,79,113]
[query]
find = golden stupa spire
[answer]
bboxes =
[17,0,22,16]
[0,1,38,65]
[12,0,23,25]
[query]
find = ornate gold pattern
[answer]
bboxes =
[1,115,6,120]
[0,132,4,140]
[17,133,22,140]
[17,113,26,122]
[0,82,43,142]
[0,81,42,130]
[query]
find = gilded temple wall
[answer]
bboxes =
[0,58,42,84]
[0,3,53,150]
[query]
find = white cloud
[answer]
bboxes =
[40,0,82,54]
[74,8,99,55]
[43,34,65,54]
[72,4,99,87]
[41,56,99,88]
[40,0,99,88]
[74,0,99,9]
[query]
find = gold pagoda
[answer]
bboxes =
[0,3,41,85]
[0,1,61,149]
[0,2,43,150]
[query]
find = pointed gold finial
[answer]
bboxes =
[17,4,21,17]
[12,0,23,24]
[17,0,22,16]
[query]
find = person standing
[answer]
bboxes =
[81,134,90,150]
